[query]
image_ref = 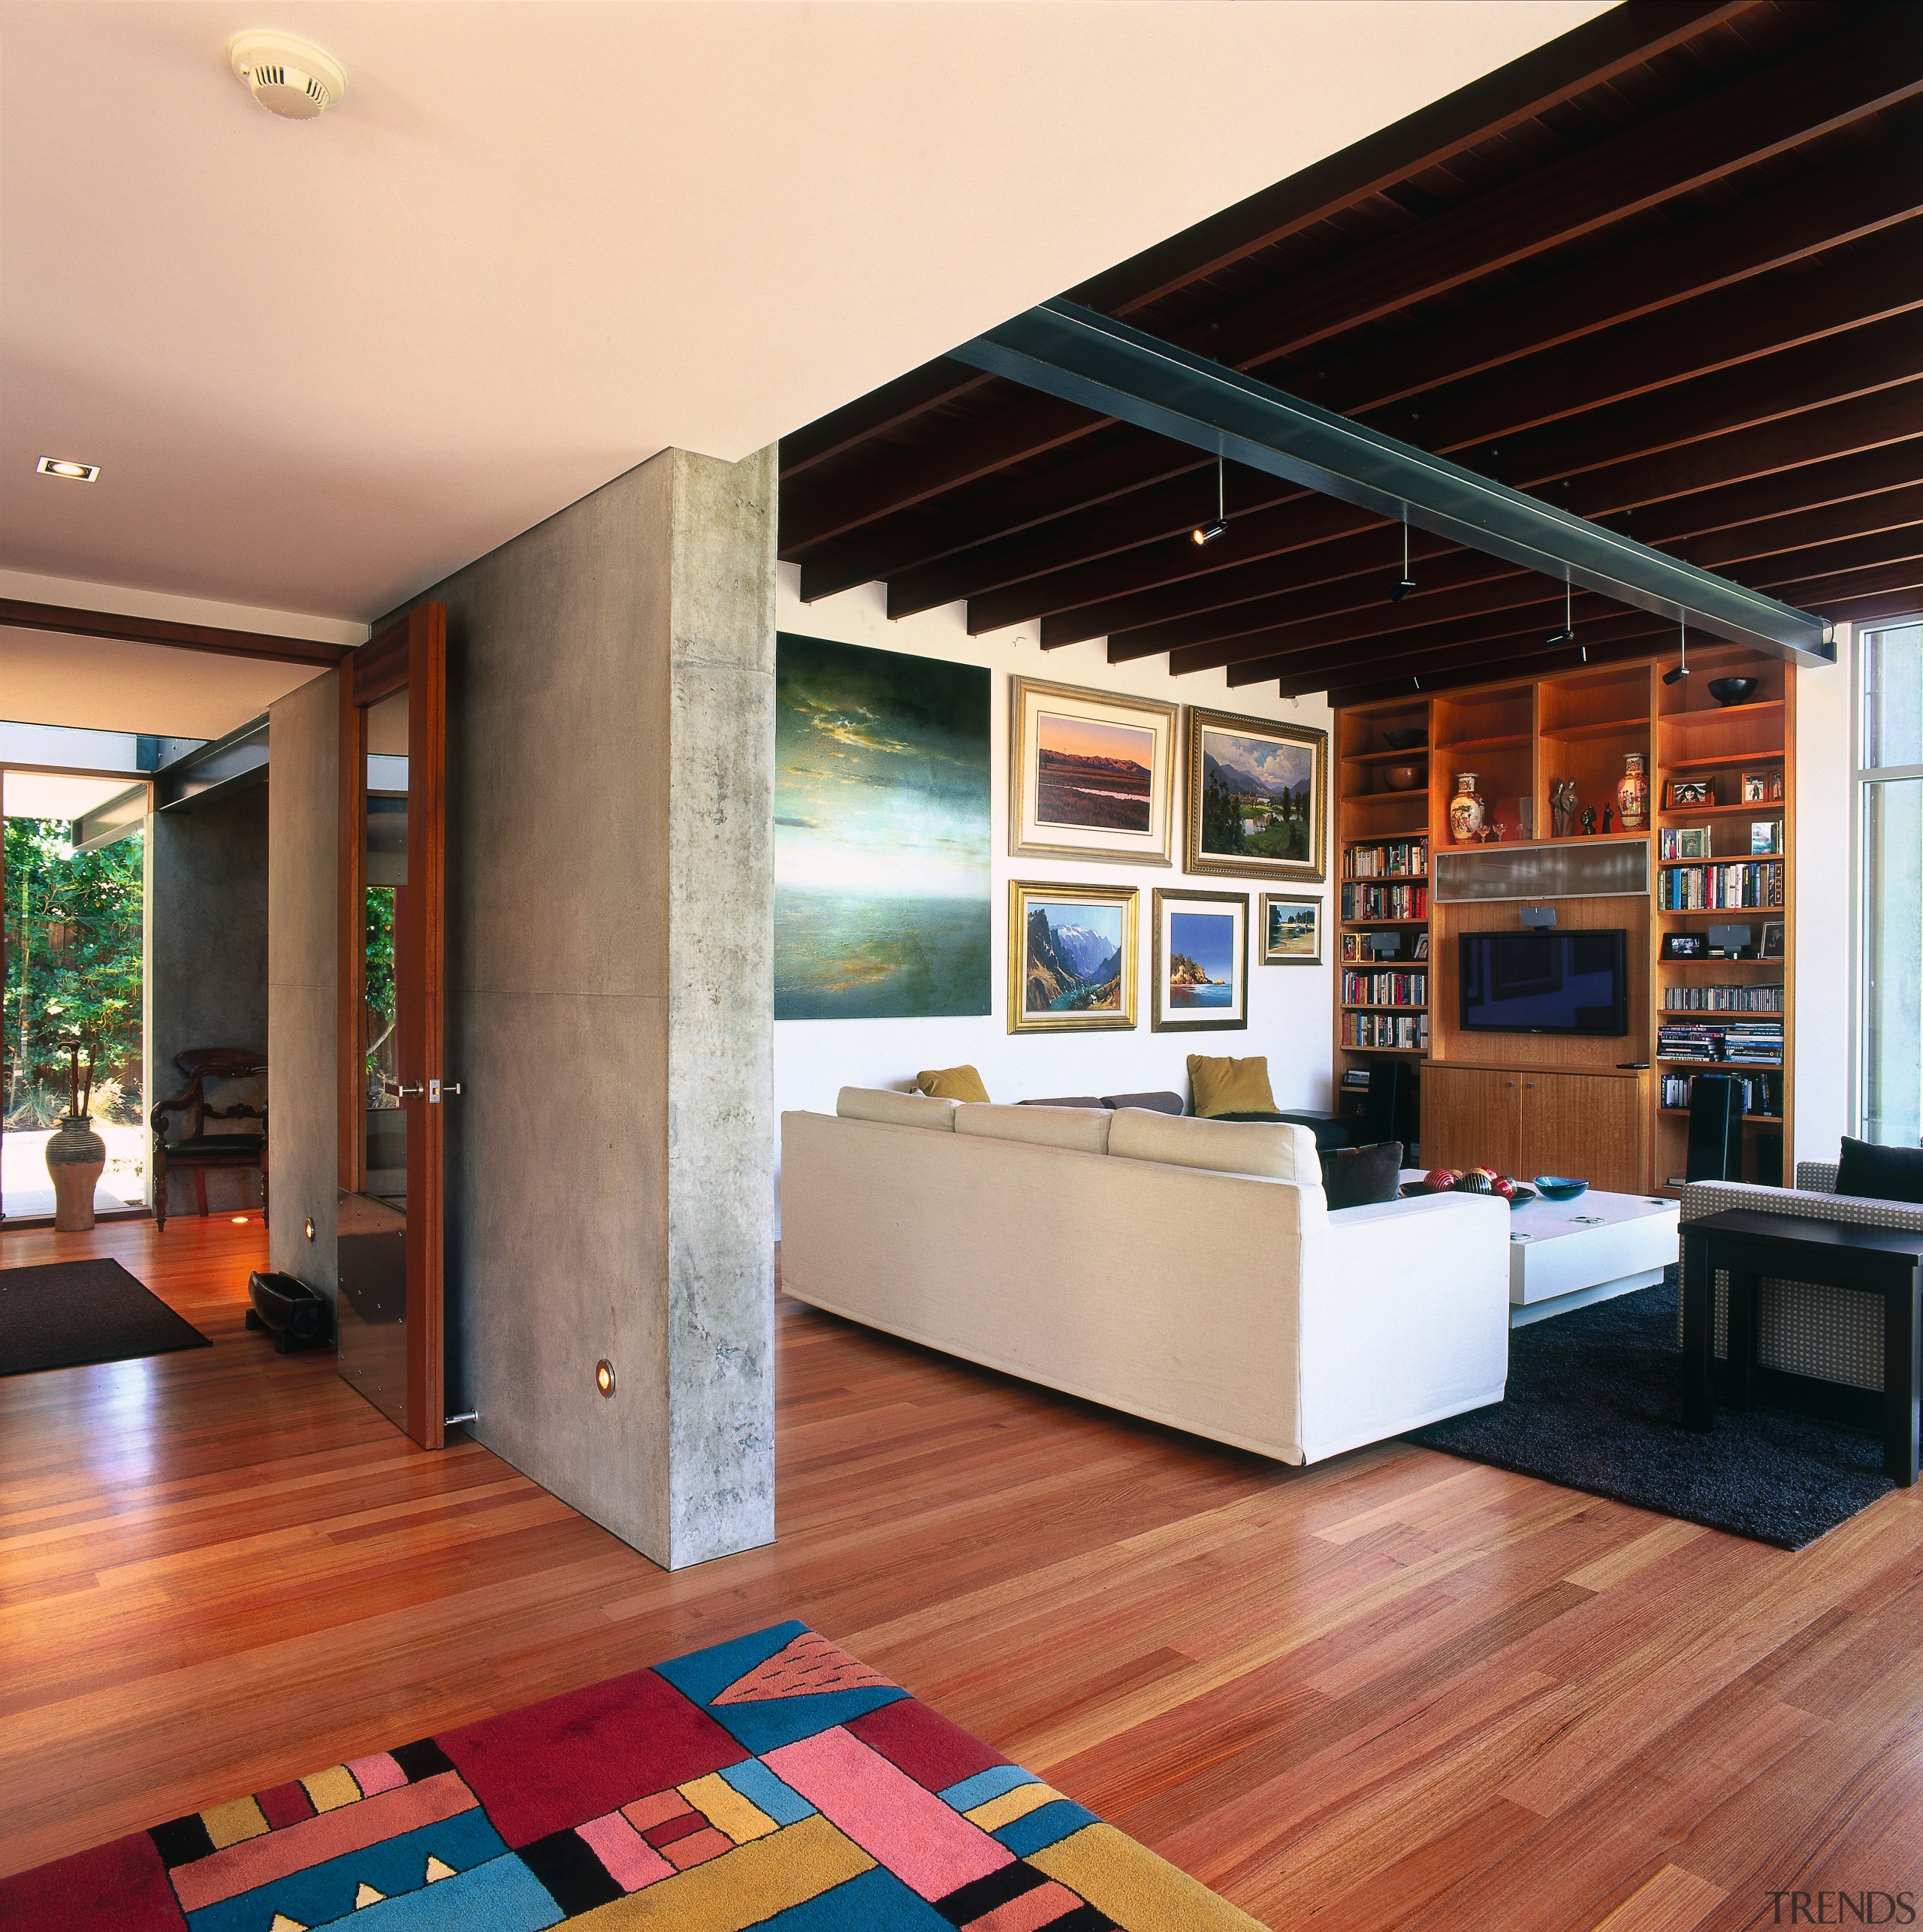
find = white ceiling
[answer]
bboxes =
[1,1,1606,628]
[0,627,322,737]
[2,769,143,821]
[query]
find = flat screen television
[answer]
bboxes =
[1458,928,1629,1037]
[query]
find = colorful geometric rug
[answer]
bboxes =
[0,1622,1260,1930]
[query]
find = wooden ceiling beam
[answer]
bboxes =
[1051,247,1919,649]
[0,599,349,668]
[1321,629,1683,708]
[781,5,1922,566]
[887,140,1923,627]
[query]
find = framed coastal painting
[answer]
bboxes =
[1010,678,1177,866]
[1260,893,1323,965]
[774,632,992,1019]
[1008,881,1139,1033]
[1151,889,1249,1033]
[1183,706,1327,883]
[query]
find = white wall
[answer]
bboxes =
[772,567,1337,1164]
[1795,632,1854,1168]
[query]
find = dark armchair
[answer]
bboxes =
[150,1049,268,1231]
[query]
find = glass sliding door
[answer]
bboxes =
[1858,620,1923,1147]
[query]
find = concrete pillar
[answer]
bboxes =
[397,444,776,1570]
[149,784,270,1218]
[266,670,340,1304]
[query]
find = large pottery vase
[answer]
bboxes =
[46,1115,107,1232]
[1616,753,1649,832]
[1448,771,1487,844]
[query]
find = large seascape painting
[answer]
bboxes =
[774,633,992,1019]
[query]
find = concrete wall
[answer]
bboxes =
[267,670,340,1303]
[770,565,1338,1222]
[149,783,269,1217]
[388,444,776,1571]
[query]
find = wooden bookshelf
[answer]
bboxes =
[1331,647,1795,1190]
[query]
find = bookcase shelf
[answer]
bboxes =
[1333,645,1795,1186]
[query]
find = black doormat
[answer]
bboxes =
[1407,1275,1894,1550]
[0,1259,211,1376]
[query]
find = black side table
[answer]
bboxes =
[1680,1208,1923,1487]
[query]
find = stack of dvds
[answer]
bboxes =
[1722,1019,1784,1066]
[1657,1022,1722,1062]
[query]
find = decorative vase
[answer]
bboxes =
[1616,753,1648,831]
[1448,772,1487,844]
[46,1114,107,1233]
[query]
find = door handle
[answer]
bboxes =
[429,1079,462,1103]
[394,1083,425,1098]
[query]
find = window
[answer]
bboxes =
[1859,620,1923,1146]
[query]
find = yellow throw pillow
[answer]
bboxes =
[916,1064,991,1104]
[1188,1053,1277,1118]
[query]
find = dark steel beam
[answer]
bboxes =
[952,300,1831,663]
[152,717,269,811]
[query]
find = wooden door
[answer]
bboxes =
[1420,1065,1523,1176]
[1522,1072,1644,1193]
[338,604,448,1449]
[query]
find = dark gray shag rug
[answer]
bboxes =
[0,1258,210,1375]
[1408,1270,1894,1550]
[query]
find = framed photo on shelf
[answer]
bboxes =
[1340,931,1369,963]
[1662,931,1707,960]
[1260,893,1322,965]
[1665,778,1713,809]
[1151,889,1249,1032]
[1412,931,1430,961]
[1751,820,1783,855]
[1740,768,1785,804]
[1759,919,1786,961]
[1182,706,1327,883]
[1007,880,1138,1034]
[1009,678,1177,865]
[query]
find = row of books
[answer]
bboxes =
[1345,839,1427,879]
[1661,983,1786,1013]
[1341,971,1427,1008]
[1342,1013,1429,1050]
[1661,1070,1783,1116]
[1658,861,1785,910]
[1658,1019,1784,1065]
[1340,881,1429,920]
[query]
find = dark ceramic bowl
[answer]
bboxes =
[1706,676,1759,707]
[1383,727,1426,750]
[1384,764,1422,791]
[1533,1175,1589,1202]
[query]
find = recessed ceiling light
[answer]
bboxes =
[36,456,99,482]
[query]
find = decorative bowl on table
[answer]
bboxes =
[1706,676,1758,708]
[1533,1176,1589,1201]
[1383,727,1426,750]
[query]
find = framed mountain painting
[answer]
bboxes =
[1183,706,1327,883]
[1008,880,1139,1033]
[1010,678,1177,866]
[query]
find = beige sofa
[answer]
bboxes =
[780,1088,1513,1466]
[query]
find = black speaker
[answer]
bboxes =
[1365,1061,1417,1150]
[1755,1131,1784,1189]
[1685,1076,1743,1183]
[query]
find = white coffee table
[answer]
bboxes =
[1399,1170,1680,1327]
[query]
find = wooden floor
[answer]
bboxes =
[4,1221,1921,1928]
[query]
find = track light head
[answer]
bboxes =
[1662,661,1691,686]
[1545,626,1574,648]
[1389,575,1416,602]
[1191,519,1227,546]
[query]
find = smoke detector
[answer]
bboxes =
[229,31,348,119]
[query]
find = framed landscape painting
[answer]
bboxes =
[1184,706,1327,883]
[774,632,992,1019]
[1010,678,1177,866]
[1151,889,1249,1033]
[1260,892,1322,965]
[1008,880,1138,1033]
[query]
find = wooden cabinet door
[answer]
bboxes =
[1420,1067,1523,1176]
[1522,1073,1644,1192]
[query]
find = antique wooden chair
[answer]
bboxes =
[150,1049,268,1230]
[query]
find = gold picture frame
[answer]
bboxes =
[1260,893,1323,965]
[1183,705,1327,882]
[1010,678,1177,866]
[1008,880,1139,1033]
[1151,888,1249,1033]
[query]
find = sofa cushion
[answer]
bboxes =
[1108,1107,1313,1182]
[1321,1141,1405,1209]
[1835,1136,1923,1205]
[916,1064,990,1103]
[956,1103,1111,1156]
[837,1087,959,1131]
[1188,1054,1277,1118]
[1019,1095,1106,1109]
[1099,1090,1183,1115]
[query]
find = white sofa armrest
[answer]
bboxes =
[1297,1191,1511,1463]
